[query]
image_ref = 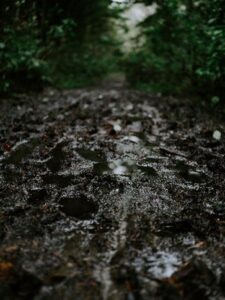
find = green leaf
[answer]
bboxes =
[0,43,5,49]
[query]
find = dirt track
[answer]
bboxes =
[0,88,225,300]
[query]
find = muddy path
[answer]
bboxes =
[0,88,225,300]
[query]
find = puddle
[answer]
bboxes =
[142,155,166,164]
[28,188,47,204]
[158,220,193,235]
[76,148,105,162]
[174,161,207,183]
[75,148,112,176]
[47,140,68,172]
[138,165,158,177]
[43,174,74,187]
[93,162,110,175]
[59,194,98,219]
[3,138,39,165]
[135,132,155,146]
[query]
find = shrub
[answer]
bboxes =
[125,0,225,101]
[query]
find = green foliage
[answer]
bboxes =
[0,22,46,93]
[125,0,225,101]
[0,0,122,95]
[47,38,122,89]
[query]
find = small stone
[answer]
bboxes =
[213,130,221,141]
[113,123,122,132]
[113,165,128,175]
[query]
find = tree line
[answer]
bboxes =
[0,0,224,104]
[0,0,121,94]
[125,0,225,103]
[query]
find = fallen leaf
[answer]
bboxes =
[3,143,11,152]
[0,262,14,279]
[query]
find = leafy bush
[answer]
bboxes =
[47,34,122,89]
[125,0,225,101]
[0,22,46,94]
[0,0,122,95]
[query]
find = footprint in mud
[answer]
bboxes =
[28,188,47,205]
[3,138,39,165]
[42,174,74,187]
[47,140,68,172]
[93,162,110,175]
[77,148,110,176]
[138,165,158,177]
[174,161,207,184]
[59,194,98,219]
[76,148,106,163]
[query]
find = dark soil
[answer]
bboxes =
[0,87,224,300]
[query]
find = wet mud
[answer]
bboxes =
[0,88,224,299]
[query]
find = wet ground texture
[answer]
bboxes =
[0,88,225,300]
